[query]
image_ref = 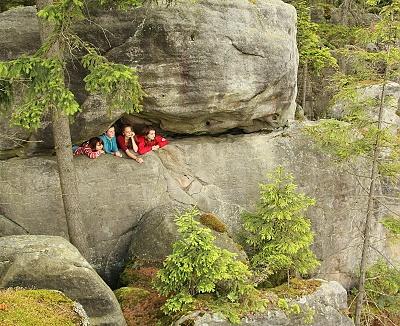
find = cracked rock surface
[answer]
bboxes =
[1,126,397,287]
[0,235,126,326]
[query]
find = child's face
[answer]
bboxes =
[123,127,134,138]
[96,142,103,151]
[147,130,156,140]
[105,127,115,138]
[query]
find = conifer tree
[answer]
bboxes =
[294,0,337,118]
[0,0,175,256]
[242,167,319,284]
[306,1,400,323]
[154,208,254,315]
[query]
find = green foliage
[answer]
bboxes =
[154,208,254,315]
[0,0,146,130]
[350,260,400,322]
[318,23,362,49]
[82,53,144,114]
[242,167,319,279]
[0,57,79,129]
[295,0,337,73]
[381,216,400,236]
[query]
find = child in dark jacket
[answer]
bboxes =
[116,124,144,163]
[136,126,169,155]
[74,137,104,159]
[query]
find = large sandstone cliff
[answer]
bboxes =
[0,0,298,158]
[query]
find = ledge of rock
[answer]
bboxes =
[175,281,354,326]
[1,125,397,287]
[0,235,126,326]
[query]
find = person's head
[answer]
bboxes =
[88,137,103,151]
[143,126,156,141]
[121,124,134,138]
[105,126,115,138]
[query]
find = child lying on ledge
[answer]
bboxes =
[74,137,104,159]
[136,126,169,155]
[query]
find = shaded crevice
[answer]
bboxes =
[0,214,29,234]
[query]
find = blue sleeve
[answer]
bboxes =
[99,135,111,154]
[111,137,118,152]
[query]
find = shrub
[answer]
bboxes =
[242,167,319,284]
[154,208,255,315]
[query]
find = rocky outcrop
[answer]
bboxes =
[175,281,353,326]
[0,235,126,326]
[0,0,298,156]
[0,125,395,287]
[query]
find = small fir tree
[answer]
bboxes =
[154,208,254,315]
[242,167,319,282]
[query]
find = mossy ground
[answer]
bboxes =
[269,278,322,299]
[0,288,81,326]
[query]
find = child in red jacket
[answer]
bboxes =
[74,137,104,159]
[136,126,169,155]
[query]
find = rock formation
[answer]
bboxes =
[0,0,298,158]
[175,281,354,326]
[1,125,396,287]
[0,235,126,326]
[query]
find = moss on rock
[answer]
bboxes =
[114,287,151,309]
[0,288,82,326]
[270,278,322,299]
[199,213,227,233]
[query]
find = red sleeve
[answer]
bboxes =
[117,135,128,152]
[155,135,169,148]
[137,136,153,155]
[83,146,101,159]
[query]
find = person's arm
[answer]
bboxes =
[137,137,153,155]
[117,135,128,152]
[99,135,112,154]
[125,149,143,163]
[131,136,139,153]
[83,146,101,159]
[155,135,169,148]
[111,137,122,157]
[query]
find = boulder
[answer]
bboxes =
[128,204,248,264]
[0,0,298,155]
[174,280,354,326]
[0,125,396,287]
[0,235,126,326]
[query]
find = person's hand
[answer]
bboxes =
[135,157,144,164]
[115,151,122,157]
[100,150,105,154]
[152,145,159,150]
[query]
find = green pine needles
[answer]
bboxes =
[154,208,255,315]
[0,0,146,130]
[242,167,319,279]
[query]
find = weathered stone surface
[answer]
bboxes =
[128,203,248,263]
[0,235,126,326]
[111,0,298,134]
[0,125,396,287]
[174,280,353,326]
[0,0,297,154]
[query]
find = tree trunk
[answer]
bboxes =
[36,0,90,258]
[354,81,386,326]
[302,61,310,119]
